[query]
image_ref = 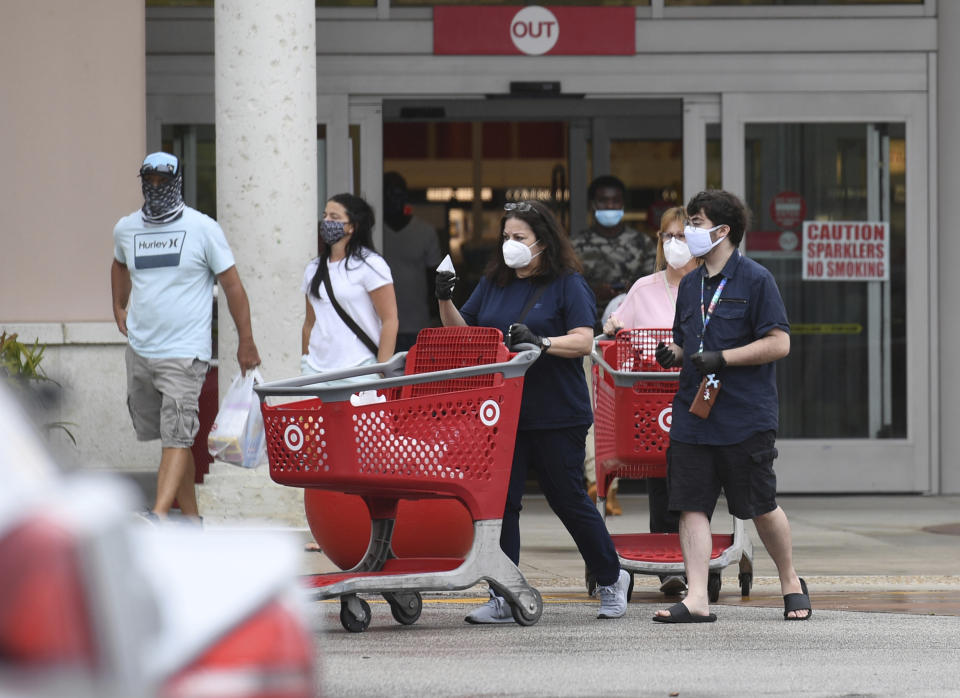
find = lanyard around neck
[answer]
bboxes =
[699,274,728,354]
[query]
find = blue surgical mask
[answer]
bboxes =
[320,220,348,245]
[594,209,624,227]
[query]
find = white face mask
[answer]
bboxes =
[663,238,693,269]
[502,238,541,269]
[684,224,726,257]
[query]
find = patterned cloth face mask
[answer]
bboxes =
[141,172,184,224]
[320,220,348,245]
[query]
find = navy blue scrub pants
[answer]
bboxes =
[501,425,621,587]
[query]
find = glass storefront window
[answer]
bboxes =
[392,0,646,5]
[743,122,906,439]
[148,1,376,7]
[161,124,217,217]
[666,1,919,5]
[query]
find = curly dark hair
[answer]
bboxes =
[485,200,582,287]
[686,190,750,247]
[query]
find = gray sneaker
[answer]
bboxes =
[595,569,630,619]
[465,592,514,624]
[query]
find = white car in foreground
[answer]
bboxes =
[0,385,319,698]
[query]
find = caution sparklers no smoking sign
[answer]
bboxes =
[802,221,889,282]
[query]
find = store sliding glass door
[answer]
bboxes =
[722,93,931,492]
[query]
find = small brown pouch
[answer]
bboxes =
[689,374,721,419]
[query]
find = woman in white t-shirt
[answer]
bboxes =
[602,206,698,597]
[301,194,398,377]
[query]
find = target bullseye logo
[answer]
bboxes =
[479,400,501,426]
[658,407,672,433]
[284,424,305,452]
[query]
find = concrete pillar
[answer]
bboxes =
[214,0,317,381]
[210,1,317,524]
[938,5,960,493]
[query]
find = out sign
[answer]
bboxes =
[510,6,559,55]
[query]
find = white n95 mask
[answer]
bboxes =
[502,239,540,269]
[663,238,693,269]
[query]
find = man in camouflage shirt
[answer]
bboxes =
[573,175,657,328]
[573,175,657,518]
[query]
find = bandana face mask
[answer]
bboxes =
[141,173,185,224]
[320,219,349,245]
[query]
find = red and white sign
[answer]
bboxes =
[770,191,806,230]
[746,230,800,253]
[433,6,634,56]
[802,221,889,282]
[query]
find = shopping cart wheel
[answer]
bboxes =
[707,572,722,603]
[386,591,423,626]
[627,573,635,603]
[339,595,372,633]
[739,572,753,598]
[510,588,543,627]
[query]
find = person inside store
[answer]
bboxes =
[112,152,261,524]
[574,175,658,516]
[382,171,443,351]
[652,190,811,623]
[301,193,398,379]
[602,205,698,598]
[436,200,631,623]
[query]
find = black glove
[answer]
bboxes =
[690,350,726,375]
[655,342,679,369]
[507,323,543,351]
[435,271,457,301]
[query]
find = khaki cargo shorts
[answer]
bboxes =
[125,346,209,449]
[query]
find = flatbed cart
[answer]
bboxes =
[255,326,544,633]
[589,328,754,602]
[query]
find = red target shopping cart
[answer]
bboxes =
[591,328,754,602]
[254,326,543,632]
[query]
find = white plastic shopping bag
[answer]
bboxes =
[208,369,267,468]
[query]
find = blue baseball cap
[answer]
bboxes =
[140,152,180,177]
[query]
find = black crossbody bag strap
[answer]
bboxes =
[319,256,379,356]
[517,282,550,324]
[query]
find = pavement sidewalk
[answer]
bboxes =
[295,493,960,615]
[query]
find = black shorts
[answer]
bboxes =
[667,430,779,520]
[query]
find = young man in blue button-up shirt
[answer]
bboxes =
[652,190,812,623]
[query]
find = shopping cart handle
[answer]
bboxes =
[254,349,540,402]
[591,349,681,388]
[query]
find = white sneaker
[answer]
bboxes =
[659,575,688,596]
[464,592,514,624]
[595,569,630,619]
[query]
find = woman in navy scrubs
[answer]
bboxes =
[437,200,629,624]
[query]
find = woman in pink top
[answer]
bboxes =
[603,206,697,335]
[602,206,698,597]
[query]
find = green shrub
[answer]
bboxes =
[1,331,76,444]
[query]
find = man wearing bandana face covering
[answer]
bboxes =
[652,190,811,623]
[111,152,261,523]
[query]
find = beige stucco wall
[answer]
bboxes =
[0,1,145,323]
